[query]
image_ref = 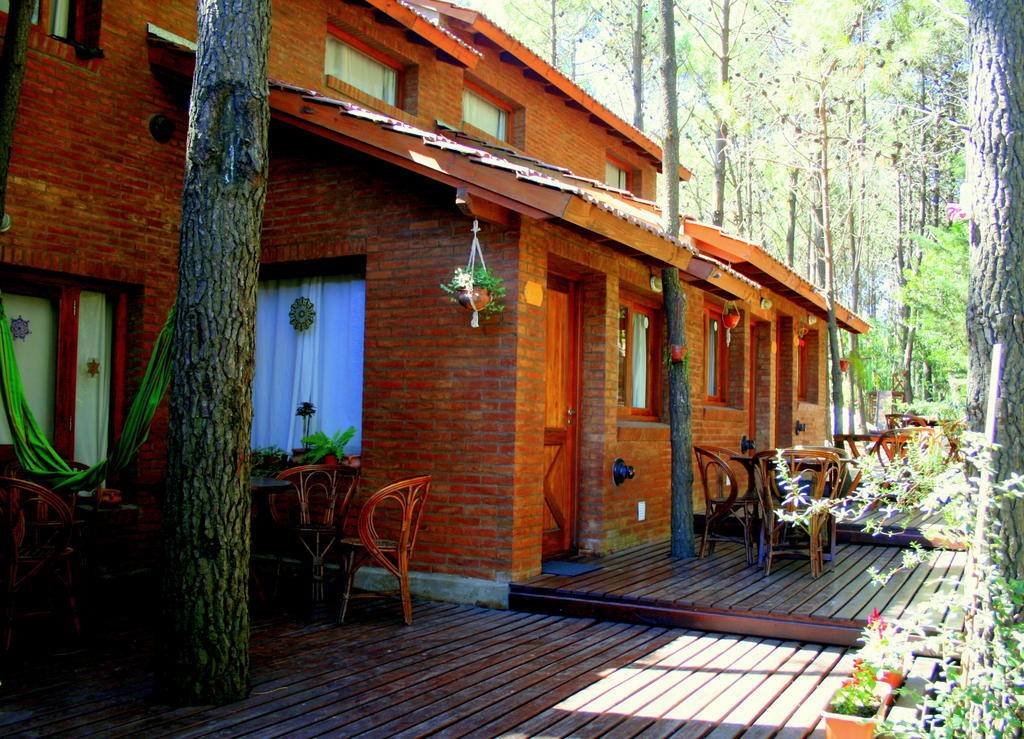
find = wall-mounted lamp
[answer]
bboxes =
[795,420,807,434]
[612,458,635,486]
[711,272,721,279]
[149,114,176,143]
[759,297,773,310]
[807,315,818,325]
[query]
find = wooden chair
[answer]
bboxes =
[884,413,930,429]
[338,475,431,625]
[269,464,360,603]
[693,446,759,564]
[754,449,843,578]
[0,476,80,650]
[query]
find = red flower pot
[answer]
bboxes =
[839,359,851,372]
[723,312,741,329]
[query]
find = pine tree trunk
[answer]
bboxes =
[157,0,271,706]
[631,0,644,131]
[0,0,36,227]
[786,169,798,267]
[966,0,1024,577]
[711,0,730,227]
[659,0,694,558]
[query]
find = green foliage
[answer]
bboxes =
[842,436,1024,737]
[300,426,357,464]
[249,445,288,478]
[829,659,882,717]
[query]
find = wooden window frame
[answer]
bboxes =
[618,293,661,420]
[705,303,728,405]
[325,27,404,108]
[462,80,513,142]
[604,153,632,191]
[797,334,808,401]
[0,272,127,464]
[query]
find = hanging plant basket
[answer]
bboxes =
[840,358,851,372]
[440,219,506,327]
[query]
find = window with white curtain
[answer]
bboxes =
[251,275,365,454]
[462,88,508,140]
[1,287,116,466]
[617,298,659,418]
[324,36,398,106]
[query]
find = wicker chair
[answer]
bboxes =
[754,449,843,578]
[338,475,431,625]
[269,464,360,602]
[0,476,80,649]
[693,446,759,564]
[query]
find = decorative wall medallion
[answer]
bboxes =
[288,296,316,332]
[10,315,30,341]
[86,358,101,377]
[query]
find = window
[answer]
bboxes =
[252,274,365,454]
[325,35,398,106]
[604,159,629,190]
[705,305,728,402]
[798,329,819,403]
[0,278,124,466]
[462,87,508,141]
[618,298,659,416]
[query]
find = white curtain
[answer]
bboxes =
[630,312,648,408]
[74,291,113,466]
[251,275,365,454]
[0,293,57,443]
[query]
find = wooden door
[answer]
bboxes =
[542,275,580,559]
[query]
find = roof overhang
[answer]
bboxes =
[683,219,870,333]
[268,84,696,272]
[359,0,482,68]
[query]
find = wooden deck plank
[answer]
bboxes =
[434,627,684,739]
[701,642,830,738]
[797,546,905,619]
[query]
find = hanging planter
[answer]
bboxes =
[840,358,851,372]
[440,219,506,327]
[722,302,741,345]
[722,302,741,329]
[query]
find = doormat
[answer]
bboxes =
[541,560,602,577]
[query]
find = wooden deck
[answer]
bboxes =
[0,600,922,737]
[511,540,966,646]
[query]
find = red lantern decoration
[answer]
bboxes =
[798,337,807,348]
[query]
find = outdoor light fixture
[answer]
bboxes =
[149,114,176,143]
[612,458,635,486]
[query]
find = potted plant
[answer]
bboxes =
[859,608,910,689]
[722,301,741,329]
[821,659,892,739]
[250,445,289,478]
[440,266,506,315]
[300,426,357,465]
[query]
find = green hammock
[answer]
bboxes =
[0,294,173,492]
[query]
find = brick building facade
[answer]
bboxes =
[0,0,867,604]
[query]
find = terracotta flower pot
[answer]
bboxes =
[840,359,851,372]
[457,287,491,311]
[822,682,891,739]
[877,669,904,691]
[723,312,741,329]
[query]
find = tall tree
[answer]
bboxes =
[157,0,271,705]
[0,0,36,231]
[660,0,695,559]
[965,0,1024,564]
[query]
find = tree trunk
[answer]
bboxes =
[966,0,1024,571]
[786,169,798,267]
[550,0,558,68]
[631,0,645,131]
[0,0,36,229]
[659,0,694,558]
[711,0,731,227]
[158,0,271,706]
[816,77,843,438]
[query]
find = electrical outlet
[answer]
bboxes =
[637,501,646,521]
